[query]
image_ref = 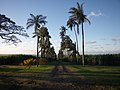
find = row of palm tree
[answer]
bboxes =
[26,14,47,66]
[26,2,90,66]
[58,26,78,63]
[26,14,56,66]
[67,2,90,65]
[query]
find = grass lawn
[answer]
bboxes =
[0,65,120,90]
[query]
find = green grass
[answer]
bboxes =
[71,65,120,85]
[0,65,120,90]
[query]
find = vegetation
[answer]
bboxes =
[58,26,78,64]
[0,54,119,66]
[0,65,120,90]
[0,54,35,65]
[38,26,56,60]
[68,2,90,65]
[26,14,47,66]
[0,14,29,45]
[0,1,120,90]
[67,18,79,62]
[84,54,120,66]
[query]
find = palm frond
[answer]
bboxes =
[32,34,37,38]
[85,17,91,24]
[37,15,43,18]
[81,3,84,13]
[30,14,35,19]
[67,18,73,31]
[69,7,78,14]
[39,20,47,25]
[41,16,47,20]
[26,23,34,29]
[77,2,81,11]
[26,21,34,26]
[67,24,73,31]
[69,15,76,20]
[27,18,34,22]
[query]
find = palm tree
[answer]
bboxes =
[39,26,51,58]
[69,2,90,66]
[26,14,47,66]
[67,18,79,63]
[59,26,67,50]
[60,26,67,41]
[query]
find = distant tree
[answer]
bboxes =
[0,14,28,45]
[59,26,67,50]
[60,26,67,42]
[47,46,57,61]
[39,26,51,58]
[35,26,56,60]
[26,14,47,66]
[59,26,77,63]
[58,50,64,60]
[59,26,67,60]
[69,2,90,66]
[67,18,79,63]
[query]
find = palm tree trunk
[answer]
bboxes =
[82,22,85,66]
[34,24,39,67]
[74,26,79,63]
[37,36,39,67]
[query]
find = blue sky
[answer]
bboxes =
[0,0,120,55]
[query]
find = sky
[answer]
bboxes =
[0,0,120,55]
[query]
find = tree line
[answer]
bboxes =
[0,54,119,66]
[0,54,35,65]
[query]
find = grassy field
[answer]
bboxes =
[0,65,120,90]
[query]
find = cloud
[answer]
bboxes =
[87,11,103,18]
[111,37,120,42]
[111,36,120,44]
[101,38,106,40]
[106,44,111,46]
[86,40,97,44]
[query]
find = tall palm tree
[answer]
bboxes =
[67,18,79,63]
[69,2,90,66]
[26,14,47,66]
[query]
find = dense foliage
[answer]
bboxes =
[0,14,29,45]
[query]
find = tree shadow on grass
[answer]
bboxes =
[0,65,23,73]
[0,65,120,90]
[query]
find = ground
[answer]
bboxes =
[0,65,120,90]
